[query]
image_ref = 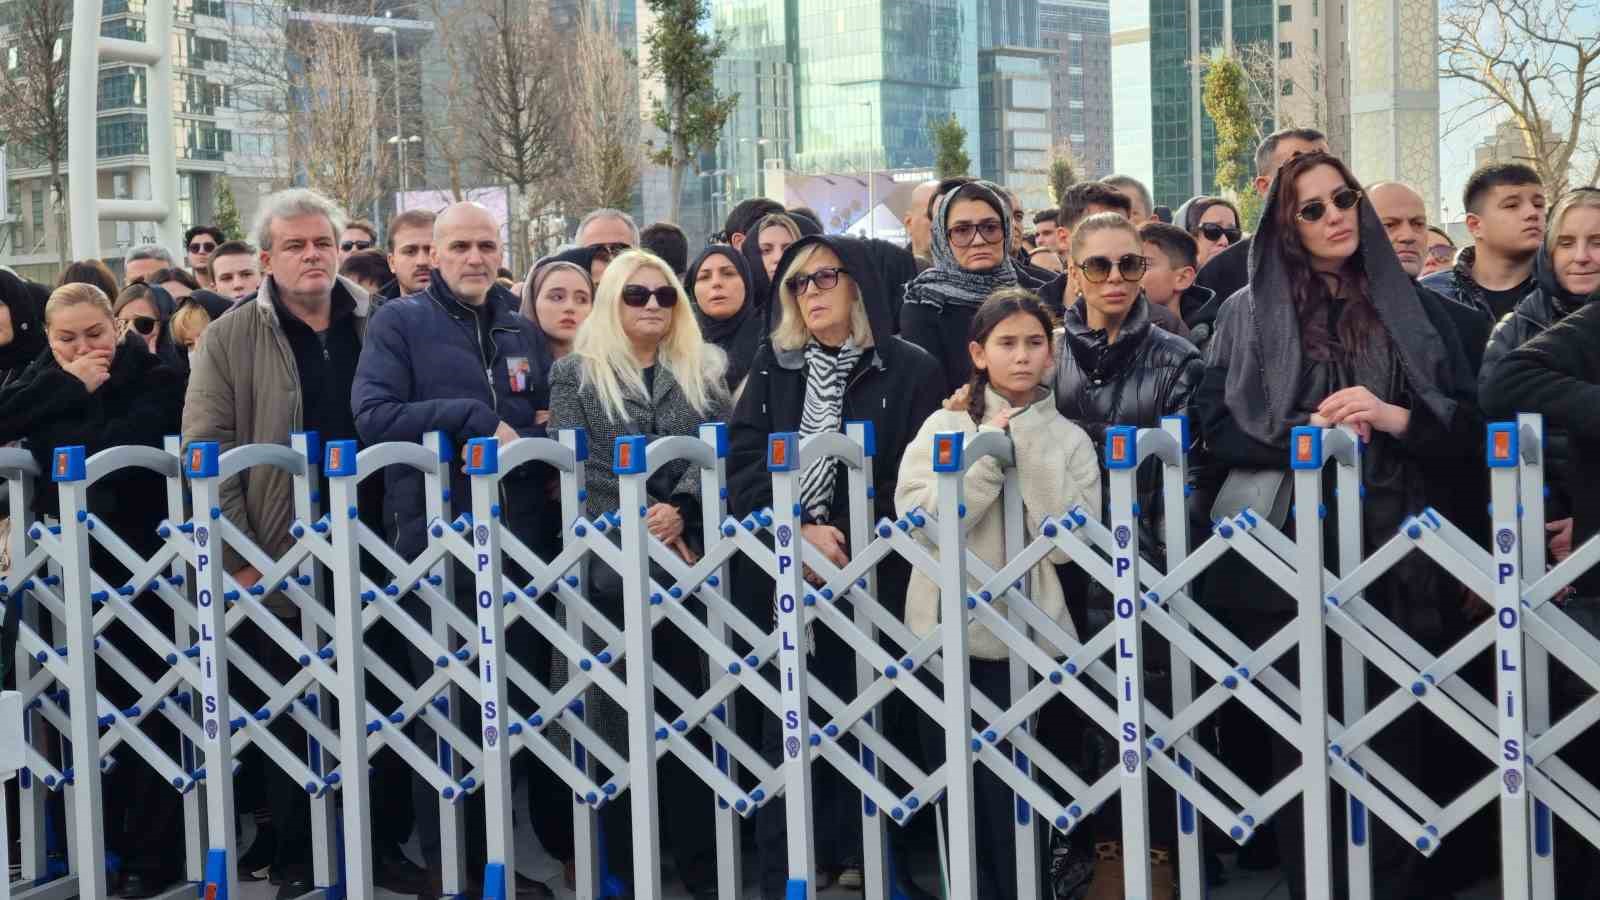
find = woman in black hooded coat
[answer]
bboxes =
[1193,152,1482,898]
[728,233,944,898]
[688,244,764,395]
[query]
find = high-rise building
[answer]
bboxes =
[1110,0,1357,211]
[0,0,286,280]
[1039,0,1112,179]
[978,0,1055,212]
[1346,0,1440,217]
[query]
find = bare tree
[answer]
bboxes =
[1236,41,1327,132]
[0,0,70,265]
[564,10,644,214]
[288,22,393,219]
[463,0,566,274]
[1441,0,1600,197]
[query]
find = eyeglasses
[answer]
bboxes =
[620,284,679,308]
[588,242,633,262]
[784,266,844,295]
[1197,222,1243,244]
[1296,188,1363,223]
[1427,244,1455,262]
[189,241,216,254]
[340,240,374,252]
[948,221,1006,248]
[121,315,159,336]
[1077,254,1148,283]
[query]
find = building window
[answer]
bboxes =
[1313,0,1319,13]
[1279,41,1293,59]
[1281,79,1294,96]
[1278,4,1291,21]
[1313,28,1319,49]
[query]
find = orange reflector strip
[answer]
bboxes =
[1296,434,1313,462]
[1493,430,1510,460]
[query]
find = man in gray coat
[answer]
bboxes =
[182,188,428,899]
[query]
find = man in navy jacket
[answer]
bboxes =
[350,201,555,895]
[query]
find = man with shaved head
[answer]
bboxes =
[903,178,941,264]
[351,202,555,894]
[1368,181,1491,376]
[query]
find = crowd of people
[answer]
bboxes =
[2,123,1599,900]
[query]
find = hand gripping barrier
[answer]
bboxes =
[6,416,1600,899]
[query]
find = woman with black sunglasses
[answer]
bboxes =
[112,282,188,372]
[900,180,1026,395]
[546,249,729,896]
[1183,196,1243,270]
[1193,151,1481,898]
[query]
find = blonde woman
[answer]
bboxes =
[0,282,186,895]
[545,249,729,894]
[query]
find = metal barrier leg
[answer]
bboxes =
[1488,425,1531,900]
[326,441,376,900]
[930,433,978,900]
[1290,427,1337,900]
[53,448,109,899]
[616,438,664,899]
[1105,428,1152,898]
[768,434,818,900]
[1516,413,1557,897]
[465,439,517,900]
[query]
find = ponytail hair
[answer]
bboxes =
[965,287,1055,426]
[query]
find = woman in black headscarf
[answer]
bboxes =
[1194,151,1482,898]
[687,244,763,395]
[899,180,1024,395]
[0,269,48,389]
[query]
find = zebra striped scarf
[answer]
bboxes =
[798,337,864,522]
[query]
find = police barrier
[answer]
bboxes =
[3,416,1600,900]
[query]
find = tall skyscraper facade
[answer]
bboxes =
[1109,0,1365,211]
[1039,0,1112,179]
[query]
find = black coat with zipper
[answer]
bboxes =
[729,234,945,623]
[352,274,552,558]
[1482,298,1600,595]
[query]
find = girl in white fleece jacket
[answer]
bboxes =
[895,287,1101,900]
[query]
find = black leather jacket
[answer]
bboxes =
[1052,295,1203,449]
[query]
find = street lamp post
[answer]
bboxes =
[373,17,406,208]
[858,101,876,238]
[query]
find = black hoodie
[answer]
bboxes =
[688,245,764,394]
[728,234,944,532]
[0,270,48,389]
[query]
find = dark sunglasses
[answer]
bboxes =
[948,220,1006,248]
[785,266,844,295]
[588,242,633,262]
[188,241,216,254]
[1296,188,1363,223]
[1197,222,1243,244]
[1427,244,1455,262]
[340,239,374,252]
[122,315,159,335]
[1077,254,1148,283]
[620,284,679,308]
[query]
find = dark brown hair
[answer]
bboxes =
[1271,151,1380,361]
[964,288,1055,426]
[57,259,120,301]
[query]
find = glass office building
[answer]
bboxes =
[714,0,979,176]
[1113,0,1279,209]
[1039,0,1112,179]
